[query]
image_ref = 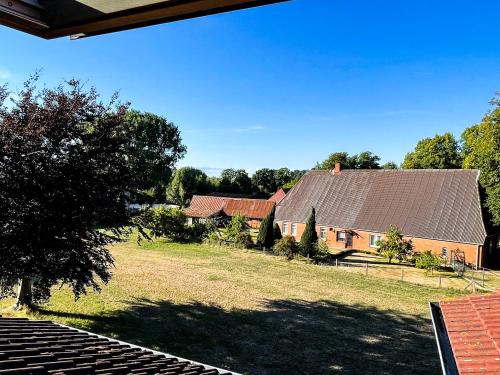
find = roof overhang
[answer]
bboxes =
[429,302,459,375]
[0,0,289,39]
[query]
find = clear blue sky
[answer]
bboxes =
[1,0,499,175]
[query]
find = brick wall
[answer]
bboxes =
[276,221,482,267]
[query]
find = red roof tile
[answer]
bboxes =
[183,196,226,218]
[268,189,288,204]
[439,291,500,374]
[184,196,274,220]
[223,199,274,220]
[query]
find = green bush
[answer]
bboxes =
[205,231,224,247]
[273,235,300,260]
[414,251,442,273]
[234,232,254,249]
[226,213,249,240]
[376,226,413,263]
[133,207,214,242]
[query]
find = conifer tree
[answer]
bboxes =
[257,205,275,249]
[273,223,282,242]
[299,207,318,257]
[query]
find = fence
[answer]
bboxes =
[333,259,459,289]
[450,250,500,292]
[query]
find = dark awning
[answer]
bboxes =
[0,0,289,39]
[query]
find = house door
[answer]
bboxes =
[346,232,353,248]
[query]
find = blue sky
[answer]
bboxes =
[1,0,499,176]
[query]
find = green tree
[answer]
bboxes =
[123,110,186,200]
[219,169,253,194]
[376,226,414,264]
[166,167,210,207]
[356,151,381,169]
[382,161,398,169]
[273,223,283,242]
[0,78,139,309]
[257,205,276,249]
[315,151,381,170]
[252,168,277,196]
[402,133,462,169]
[299,207,319,257]
[462,94,500,225]
[414,251,442,274]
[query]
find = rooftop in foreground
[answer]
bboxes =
[0,316,237,374]
[430,291,500,375]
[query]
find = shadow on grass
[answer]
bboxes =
[40,299,438,375]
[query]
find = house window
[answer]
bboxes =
[320,227,327,240]
[291,223,297,236]
[283,223,289,234]
[336,231,346,242]
[369,234,382,248]
[441,247,448,259]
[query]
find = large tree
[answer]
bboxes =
[462,95,500,226]
[402,132,462,169]
[123,110,186,201]
[166,167,210,207]
[219,168,253,194]
[0,78,176,309]
[252,168,277,196]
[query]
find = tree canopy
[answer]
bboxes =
[123,110,186,200]
[166,167,210,206]
[315,151,381,170]
[219,169,253,194]
[462,94,500,226]
[402,132,462,169]
[0,78,141,308]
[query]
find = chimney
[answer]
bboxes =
[332,163,341,176]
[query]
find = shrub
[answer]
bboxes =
[414,251,442,273]
[187,220,217,242]
[234,232,254,249]
[205,231,224,247]
[316,240,330,254]
[226,213,249,240]
[274,235,300,260]
[133,207,189,241]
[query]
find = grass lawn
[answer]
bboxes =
[0,237,465,375]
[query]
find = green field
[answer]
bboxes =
[0,238,464,374]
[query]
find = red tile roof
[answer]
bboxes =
[223,199,274,220]
[439,291,500,374]
[268,189,288,204]
[183,196,227,218]
[184,196,274,220]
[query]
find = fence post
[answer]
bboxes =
[439,276,442,288]
[401,268,404,282]
[472,271,476,293]
[336,259,338,268]
[482,268,485,288]
[365,263,368,276]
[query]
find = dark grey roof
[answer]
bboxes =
[275,169,487,244]
[0,317,235,375]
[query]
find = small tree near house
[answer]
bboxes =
[376,226,414,264]
[299,207,319,258]
[257,205,276,249]
[273,223,283,242]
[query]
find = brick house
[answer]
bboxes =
[275,164,500,268]
[184,195,275,229]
